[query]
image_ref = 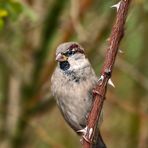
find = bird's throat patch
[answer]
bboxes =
[60,61,70,71]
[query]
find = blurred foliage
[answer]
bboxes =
[0,0,148,148]
[0,0,23,29]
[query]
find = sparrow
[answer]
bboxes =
[51,42,106,148]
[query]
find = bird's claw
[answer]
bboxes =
[77,126,88,135]
[82,135,91,143]
[80,136,91,144]
[92,89,100,96]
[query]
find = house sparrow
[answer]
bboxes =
[51,42,106,148]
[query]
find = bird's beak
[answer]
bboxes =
[56,53,68,62]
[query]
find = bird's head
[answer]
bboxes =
[55,42,87,71]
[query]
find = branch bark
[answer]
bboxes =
[83,0,132,147]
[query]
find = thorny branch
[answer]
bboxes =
[82,0,132,147]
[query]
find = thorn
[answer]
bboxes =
[108,79,115,88]
[119,49,124,53]
[98,75,104,82]
[98,75,104,86]
[111,1,121,11]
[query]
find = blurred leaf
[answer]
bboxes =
[22,4,38,22]
[0,1,23,19]
[143,0,148,11]
[0,1,23,30]
[6,1,23,20]
[0,9,8,17]
[0,18,4,30]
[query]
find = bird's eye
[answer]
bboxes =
[64,50,75,56]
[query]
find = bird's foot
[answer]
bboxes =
[77,126,93,144]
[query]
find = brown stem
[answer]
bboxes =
[83,0,132,147]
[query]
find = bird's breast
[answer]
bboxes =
[51,66,97,130]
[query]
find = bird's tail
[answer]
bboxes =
[92,130,106,148]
